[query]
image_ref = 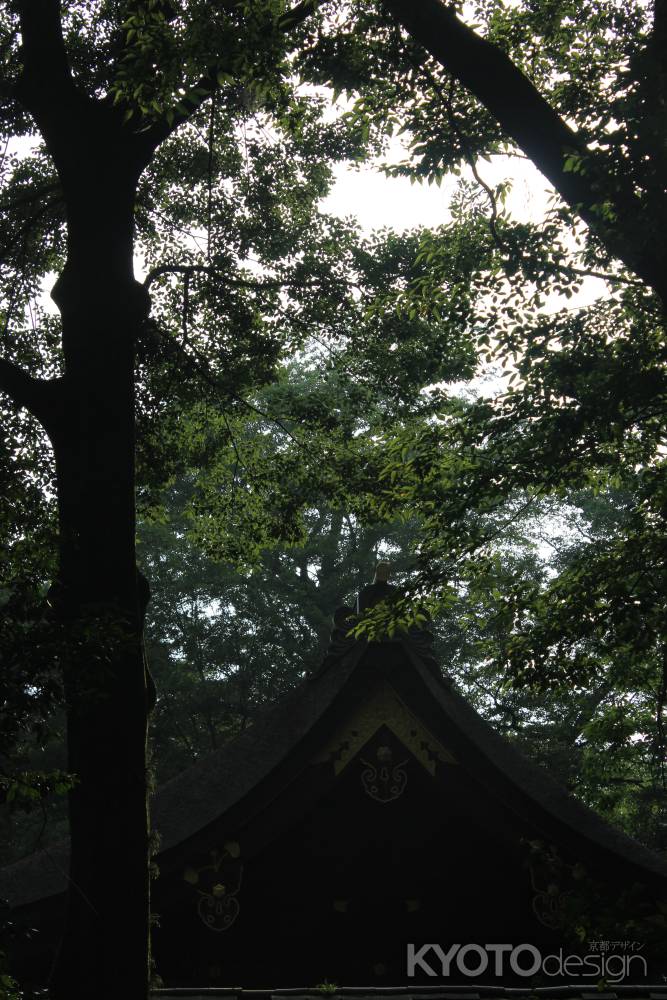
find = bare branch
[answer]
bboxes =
[440,74,505,252]
[206,95,216,262]
[150,320,303,447]
[277,0,322,33]
[143,263,325,292]
[182,269,190,346]
[234,394,301,446]
[555,265,643,289]
[0,356,60,427]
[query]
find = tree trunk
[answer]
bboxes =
[45,190,153,999]
[11,10,157,984]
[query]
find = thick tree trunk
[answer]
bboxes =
[12,6,158,990]
[45,194,153,999]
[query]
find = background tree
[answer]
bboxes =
[147,344,667,859]
[147,455,667,852]
[141,495,413,780]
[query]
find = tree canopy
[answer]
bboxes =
[1,0,666,996]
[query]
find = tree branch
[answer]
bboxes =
[277,0,322,33]
[15,1,154,189]
[385,0,587,195]
[149,321,303,447]
[0,356,60,426]
[384,0,666,302]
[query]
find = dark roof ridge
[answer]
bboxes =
[402,646,667,882]
[152,640,369,851]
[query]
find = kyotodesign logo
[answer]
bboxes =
[407,942,647,983]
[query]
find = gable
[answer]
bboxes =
[313,677,457,777]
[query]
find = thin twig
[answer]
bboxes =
[442,75,505,251]
[233,393,301,445]
[43,847,99,916]
[0,137,9,175]
[207,94,216,263]
[421,67,642,292]
[222,410,242,507]
[656,646,667,789]
[143,263,326,292]
[183,269,190,346]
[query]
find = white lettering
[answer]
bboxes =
[626,954,648,980]
[485,943,513,975]
[434,943,460,976]
[407,943,460,976]
[457,944,488,977]
[509,944,541,977]
[582,954,600,976]
[605,955,626,983]
[562,954,582,976]
[407,944,437,977]
[406,942,644,984]
[542,950,563,977]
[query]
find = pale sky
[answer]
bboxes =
[323,151,550,230]
[28,119,605,332]
[321,146,605,315]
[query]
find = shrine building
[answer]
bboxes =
[2,580,667,992]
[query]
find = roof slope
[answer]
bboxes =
[400,644,667,881]
[0,642,365,909]
[153,640,366,851]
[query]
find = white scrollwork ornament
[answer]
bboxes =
[197,890,240,932]
[361,745,408,802]
[527,858,572,930]
[184,844,243,933]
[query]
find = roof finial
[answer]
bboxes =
[357,561,394,614]
[374,561,391,584]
